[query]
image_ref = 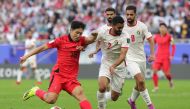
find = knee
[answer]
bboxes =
[111,96,119,101]
[99,85,107,92]
[137,79,145,87]
[45,98,57,104]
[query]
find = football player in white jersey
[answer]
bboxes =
[124,5,155,109]
[94,16,130,109]
[16,29,41,85]
[88,8,116,58]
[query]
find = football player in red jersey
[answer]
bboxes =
[21,21,97,109]
[152,23,176,92]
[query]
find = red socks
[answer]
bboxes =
[79,100,92,109]
[152,73,158,87]
[166,74,172,81]
[35,89,46,100]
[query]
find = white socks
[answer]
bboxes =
[97,91,106,109]
[17,71,23,82]
[34,70,41,82]
[105,91,112,101]
[140,89,152,105]
[130,88,140,101]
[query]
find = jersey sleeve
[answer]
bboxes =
[46,37,61,48]
[121,32,130,48]
[142,23,152,39]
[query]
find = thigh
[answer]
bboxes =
[63,79,81,95]
[162,58,171,73]
[99,62,111,79]
[127,61,141,77]
[111,74,125,93]
[71,85,87,101]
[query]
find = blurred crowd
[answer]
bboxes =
[0,0,190,45]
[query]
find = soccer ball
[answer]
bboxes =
[50,106,62,109]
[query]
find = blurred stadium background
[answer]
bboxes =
[0,0,190,109]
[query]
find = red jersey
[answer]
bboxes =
[154,33,173,58]
[47,35,85,79]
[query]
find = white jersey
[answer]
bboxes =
[97,28,130,67]
[24,38,37,60]
[124,21,152,62]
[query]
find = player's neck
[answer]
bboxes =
[109,28,117,36]
[160,33,167,36]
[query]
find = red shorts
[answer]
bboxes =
[152,58,171,72]
[48,70,81,95]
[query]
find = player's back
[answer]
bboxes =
[124,21,152,62]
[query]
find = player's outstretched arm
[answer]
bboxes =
[85,32,98,45]
[88,41,101,58]
[147,37,155,62]
[109,47,128,75]
[20,44,49,64]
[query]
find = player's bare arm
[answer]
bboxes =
[20,44,49,64]
[84,32,98,45]
[147,37,155,62]
[109,47,128,75]
[170,37,176,60]
[88,41,101,58]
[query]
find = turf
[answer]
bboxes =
[0,79,190,109]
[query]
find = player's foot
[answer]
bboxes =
[16,81,21,85]
[23,86,39,101]
[169,80,174,89]
[127,98,136,109]
[152,87,159,92]
[148,104,155,109]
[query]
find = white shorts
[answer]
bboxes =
[126,61,146,77]
[99,61,126,93]
[21,56,37,68]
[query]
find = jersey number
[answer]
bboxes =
[131,35,135,42]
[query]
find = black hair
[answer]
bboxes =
[126,5,137,13]
[71,21,86,30]
[159,22,168,28]
[112,16,124,25]
[105,7,116,13]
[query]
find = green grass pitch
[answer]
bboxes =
[0,79,190,109]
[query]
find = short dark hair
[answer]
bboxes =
[126,5,136,13]
[159,22,167,28]
[71,21,86,30]
[112,16,124,25]
[105,7,116,13]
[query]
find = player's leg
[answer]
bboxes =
[152,62,162,92]
[126,61,141,109]
[17,61,28,84]
[106,74,125,101]
[97,63,111,109]
[23,74,61,104]
[137,61,155,109]
[163,58,173,88]
[63,80,91,109]
[97,76,110,109]
[30,59,42,84]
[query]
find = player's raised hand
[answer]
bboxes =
[148,54,155,62]
[20,56,27,64]
[109,66,116,75]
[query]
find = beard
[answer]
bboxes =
[127,19,134,24]
[115,30,122,35]
[107,18,112,24]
